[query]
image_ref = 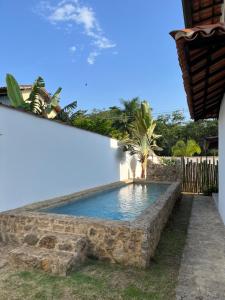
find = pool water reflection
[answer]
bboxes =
[45,183,169,221]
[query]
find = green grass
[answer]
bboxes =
[0,195,193,300]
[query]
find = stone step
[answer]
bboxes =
[23,232,88,254]
[0,259,8,269]
[9,245,87,276]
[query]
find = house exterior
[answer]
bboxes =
[0,85,32,105]
[0,84,58,119]
[0,85,50,106]
[171,0,225,223]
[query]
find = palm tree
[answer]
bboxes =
[121,97,141,119]
[111,98,142,134]
[172,139,201,157]
[121,101,162,178]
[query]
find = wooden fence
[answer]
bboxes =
[181,157,218,193]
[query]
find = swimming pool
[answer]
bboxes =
[1,181,181,267]
[45,183,169,221]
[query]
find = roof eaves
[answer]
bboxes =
[182,0,193,27]
[170,23,225,120]
[182,0,225,27]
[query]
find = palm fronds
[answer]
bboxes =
[57,101,78,122]
[121,101,162,178]
[172,139,201,157]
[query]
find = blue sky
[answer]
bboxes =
[0,0,187,117]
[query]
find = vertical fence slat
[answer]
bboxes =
[182,156,218,194]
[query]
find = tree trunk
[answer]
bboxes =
[141,159,147,179]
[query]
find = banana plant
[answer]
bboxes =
[6,74,30,110]
[5,73,62,118]
[46,87,62,114]
[28,76,46,114]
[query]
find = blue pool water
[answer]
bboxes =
[45,183,169,221]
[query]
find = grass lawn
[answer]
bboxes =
[0,195,193,300]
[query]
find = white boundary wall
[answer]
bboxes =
[0,106,141,212]
[219,95,225,224]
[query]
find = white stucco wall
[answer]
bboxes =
[0,106,141,212]
[219,95,225,224]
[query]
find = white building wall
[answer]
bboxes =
[0,106,141,212]
[219,95,225,224]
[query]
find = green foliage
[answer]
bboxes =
[203,185,218,196]
[6,74,62,118]
[5,75,218,153]
[57,101,78,122]
[121,101,162,178]
[29,77,45,102]
[122,97,141,116]
[6,74,28,109]
[208,148,218,156]
[155,111,185,156]
[70,98,151,140]
[28,77,46,114]
[172,139,201,157]
[160,157,178,166]
[47,87,62,112]
[72,109,126,139]
[155,112,218,156]
[79,98,142,137]
[69,99,217,157]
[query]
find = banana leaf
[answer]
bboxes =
[6,74,24,107]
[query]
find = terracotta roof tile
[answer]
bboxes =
[170,23,225,120]
[182,0,224,27]
[171,23,225,40]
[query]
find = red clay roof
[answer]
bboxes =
[170,23,225,120]
[182,0,224,27]
[171,23,225,40]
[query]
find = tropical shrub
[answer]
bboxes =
[172,139,201,157]
[160,157,178,166]
[203,185,218,196]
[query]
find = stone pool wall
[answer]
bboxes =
[147,162,182,182]
[0,181,181,268]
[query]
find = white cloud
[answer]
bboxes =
[87,51,99,65]
[49,3,96,31]
[69,45,76,52]
[49,4,76,21]
[37,0,116,64]
[89,32,116,49]
[76,6,96,31]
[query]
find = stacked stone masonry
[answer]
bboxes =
[0,181,181,270]
[9,234,88,276]
[147,162,182,182]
